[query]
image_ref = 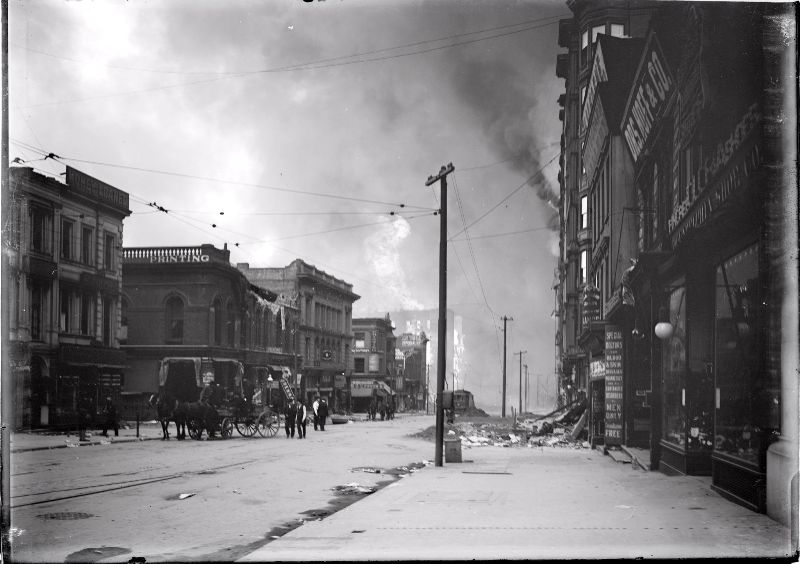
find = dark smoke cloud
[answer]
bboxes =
[448,56,560,230]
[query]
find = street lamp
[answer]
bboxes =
[267,375,273,406]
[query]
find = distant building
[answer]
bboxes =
[397,331,429,411]
[387,309,464,406]
[351,315,397,413]
[6,166,131,429]
[238,259,359,410]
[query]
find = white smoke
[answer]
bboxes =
[363,216,425,311]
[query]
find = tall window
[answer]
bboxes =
[354,332,366,349]
[61,220,74,260]
[580,196,588,230]
[81,226,93,265]
[212,297,224,345]
[591,24,605,42]
[165,296,184,343]
[227,300,236,345]
[80,292,94,335]
[104,232,116,271]
[610,23,626,38]
[663,285,687,447]
[354,357,365,373]
[31,281,47,340]
[60,288,72,333]
[31,206,52,255]
[103,297,113,346]
[275,309,283,345]
[580,250,588,285]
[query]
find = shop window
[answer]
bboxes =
[31,206,52,255]
[714,245,777,466]
[61,219,74,260]
[662,285,686,447]
[165,296,184,343]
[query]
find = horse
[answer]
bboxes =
[149,391,189,440]
[175,401,218,439]
[149,391,176,440]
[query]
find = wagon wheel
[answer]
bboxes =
[257,412,279,438]
[220,417,234,439]
[235,417,258,437]
[187,418,204,440]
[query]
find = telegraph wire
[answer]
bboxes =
[448,152,559,241]
[18,17,565,109]
[8,141,434,212]
[11,14,567,78]
[459,142,560,172]
[450,225,553,242]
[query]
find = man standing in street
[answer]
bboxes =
[318,398,329,431]
[285,399,297,438]
[101,397,119,437]
[295,399,307,439]
[312,396,320,431]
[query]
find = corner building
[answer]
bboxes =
[555,1,797,523]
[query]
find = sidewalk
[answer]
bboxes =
[239,444,795,562]
[9,421,165,453]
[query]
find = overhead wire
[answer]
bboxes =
[17,16,566,109]
[448,152,559,240]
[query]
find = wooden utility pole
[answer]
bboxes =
[425,162,454,467]
[524,364,528,412]
[515,350,527,414]
[2,1,12,557]
[501,315,512,417]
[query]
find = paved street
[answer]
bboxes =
[9,415,434,562]
[9,414,795,562]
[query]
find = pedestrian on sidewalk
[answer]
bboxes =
[295,399,307,439]
[101,397,119,437]
[285,400,297,438]
[312,396,320,431]
[76,392,94,441]
[318,398,329,431]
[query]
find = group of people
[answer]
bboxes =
[76,395,119,441]
[367,397,395,421]
[283,396,329,438]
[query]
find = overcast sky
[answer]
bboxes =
[10,0,568,415]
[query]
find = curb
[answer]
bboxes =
[11,434,163,453]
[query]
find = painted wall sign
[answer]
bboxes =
[66,166,130,212]
[149,253,210,264]
[590,359,607,381]
[668,104,762,248]
[604,325,624,445]
[622,36,673,163]
[581,43,609,134]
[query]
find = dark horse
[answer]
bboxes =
[177,401,219,439]
[149,391,187,440]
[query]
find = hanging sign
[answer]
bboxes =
[622,35,673,163]
[604,325,624,445]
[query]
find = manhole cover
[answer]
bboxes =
[38,512,94,520]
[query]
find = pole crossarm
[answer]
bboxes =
[425,163,455,186]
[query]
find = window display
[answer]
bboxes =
[662,285,686,447]
[714,245,779,467]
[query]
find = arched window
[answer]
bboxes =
[165,296,184,343]
[226,300,236,345]
[212,297,224,345]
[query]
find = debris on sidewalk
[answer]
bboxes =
[178,493,196,500]
[333,483,376,495]
[410,400,591,449]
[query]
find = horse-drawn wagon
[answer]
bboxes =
[152,357,280,440]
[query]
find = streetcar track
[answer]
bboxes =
[10,458,259,509]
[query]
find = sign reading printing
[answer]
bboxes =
[622,35,673,162]
[604,325,624,445]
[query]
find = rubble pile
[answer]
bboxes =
[435,399,590,449]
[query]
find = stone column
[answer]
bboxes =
[764,6,798,535]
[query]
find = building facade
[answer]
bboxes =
[351,315,398,413]
[237,259,359,410]
[555,0,797,523]
[397,331,429,411]
[121,244,299,408]
[6,166,131,429]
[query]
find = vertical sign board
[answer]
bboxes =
[604,325,624,445]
